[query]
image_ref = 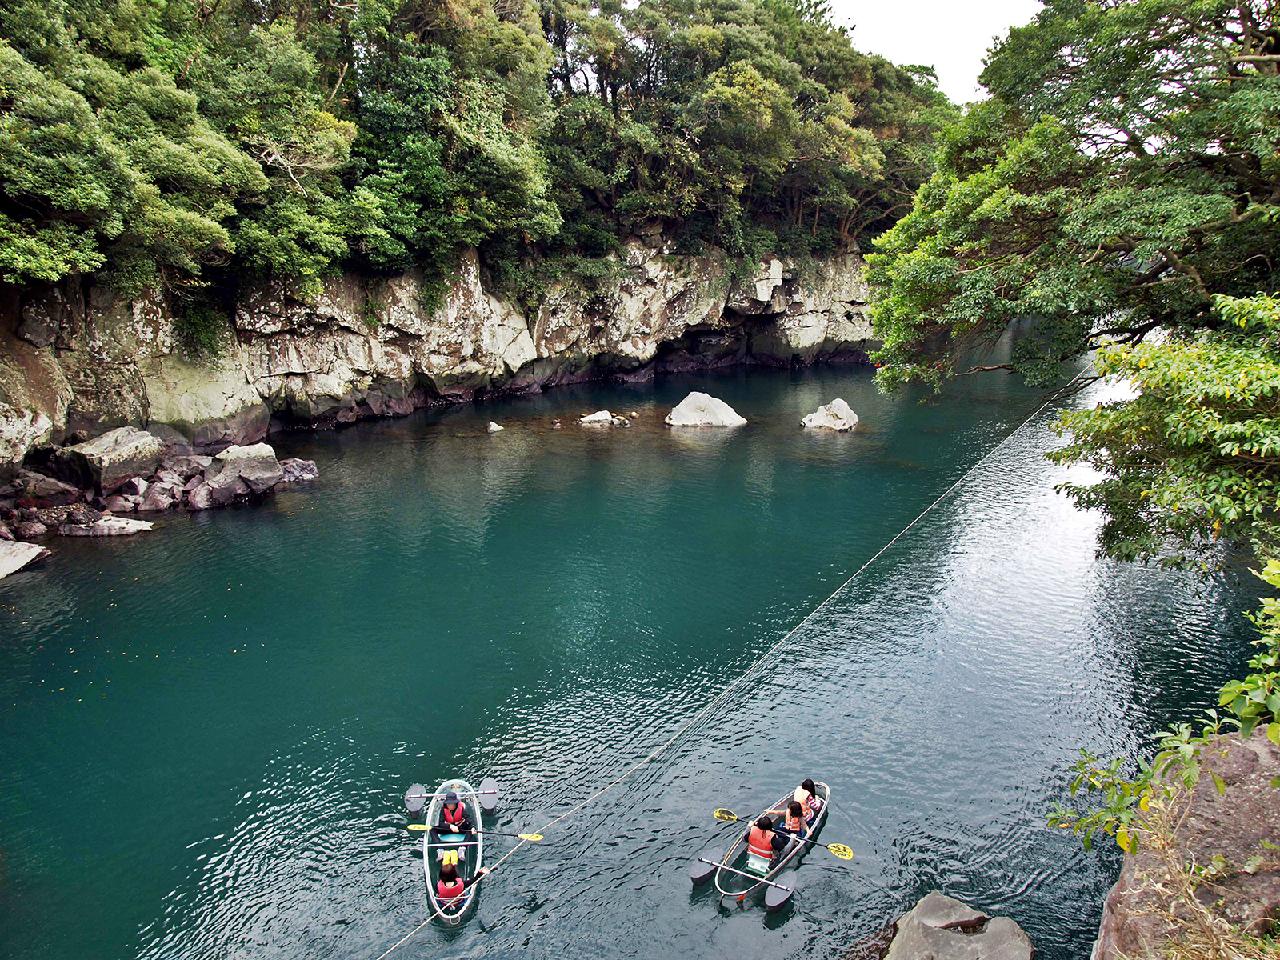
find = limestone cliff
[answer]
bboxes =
[0,237,874,474]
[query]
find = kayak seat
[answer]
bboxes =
[746,852,771,874]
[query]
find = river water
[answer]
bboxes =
[0,366,1260,960]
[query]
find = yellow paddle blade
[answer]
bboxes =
[407,823,429,831]
[713,808,740,822]
[517,833,544,842]
[827,843,854,860]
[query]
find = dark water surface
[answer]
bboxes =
[0,367,1260,960]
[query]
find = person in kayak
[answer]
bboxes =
[437,791,473,834]
[794,779,823,821]
[771,799,807,839]
[436,859,489,907]
[746,814,789,864]
[429,790,474,846]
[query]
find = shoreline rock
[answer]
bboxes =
[849,893,1034,960]
[0,540,50,579]
[580,410,629,427]
[665,392,747,428]
[1092,728,1280,960]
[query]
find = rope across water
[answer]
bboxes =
[372,372,1088,960]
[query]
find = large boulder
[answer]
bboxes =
[664,392,747,428]
[205,442,284,496]
[883,893,1033,960]
[12,470,82,506]
[53,426,165,493]
[0,540,50,580]
[802,398,859,432]
[1093,728,1280,960]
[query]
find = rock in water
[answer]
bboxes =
[801,398,859,432]
[0,541,50,580]
[53,427,166,493]
[580,410,627,426]
[279,458,319,483]
[58,516,153,537]
[488,421,504,433]
[205,442,284,496]
[664,392,747,428]
[882,893,1033,960]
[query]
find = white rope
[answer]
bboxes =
[372,372,1088,959]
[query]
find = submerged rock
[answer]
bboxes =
[802,398,859,432]
[58,516,153,536]
[664,392,747,428]
[0,540,50,580]
[53,426,166,493]
[881,893,1033,960]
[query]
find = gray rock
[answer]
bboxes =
[665,392,747,428]
[182,474,204,493]
[884,893,1033,960]
[280,458,319,483]
[163,455,213,481]
[206,442,283,496]
[488,421,504,433]
[0,523,12,542]
[14,520,48,540]
[802,398,859,432]
[0,541,51,580]
[119,477,149,497]
[187,483,215,511]
[58,516,153,536]
[137,486,176,513]
[101,495,136,513]
[53,427,166,493]
[13,470,82,506]
[209,476,250,506]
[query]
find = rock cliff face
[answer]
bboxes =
[0,238,874,475]
[1093,728,1280,960]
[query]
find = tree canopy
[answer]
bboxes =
[0,0,953,301]
[867,0,1280,567]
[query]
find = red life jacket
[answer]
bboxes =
[747,825,775,860]
[437,877,465,900]
[442,802,467,827]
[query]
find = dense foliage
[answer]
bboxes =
[0,0,952,301]
[869,0,1280,389]
[868,0,1280,569]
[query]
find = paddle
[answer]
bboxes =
[406,824,544,842]
[712,808,854,860]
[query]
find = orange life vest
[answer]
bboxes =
[442,802,467,827]
[437,876,465,900]
[785,812,803,833]
[747,825,775,860]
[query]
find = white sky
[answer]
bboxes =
[828,0,1044,103]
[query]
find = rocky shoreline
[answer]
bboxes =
[1,237,876,478]
[0,425,317,578]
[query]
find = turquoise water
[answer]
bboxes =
[0,366,1259,960]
